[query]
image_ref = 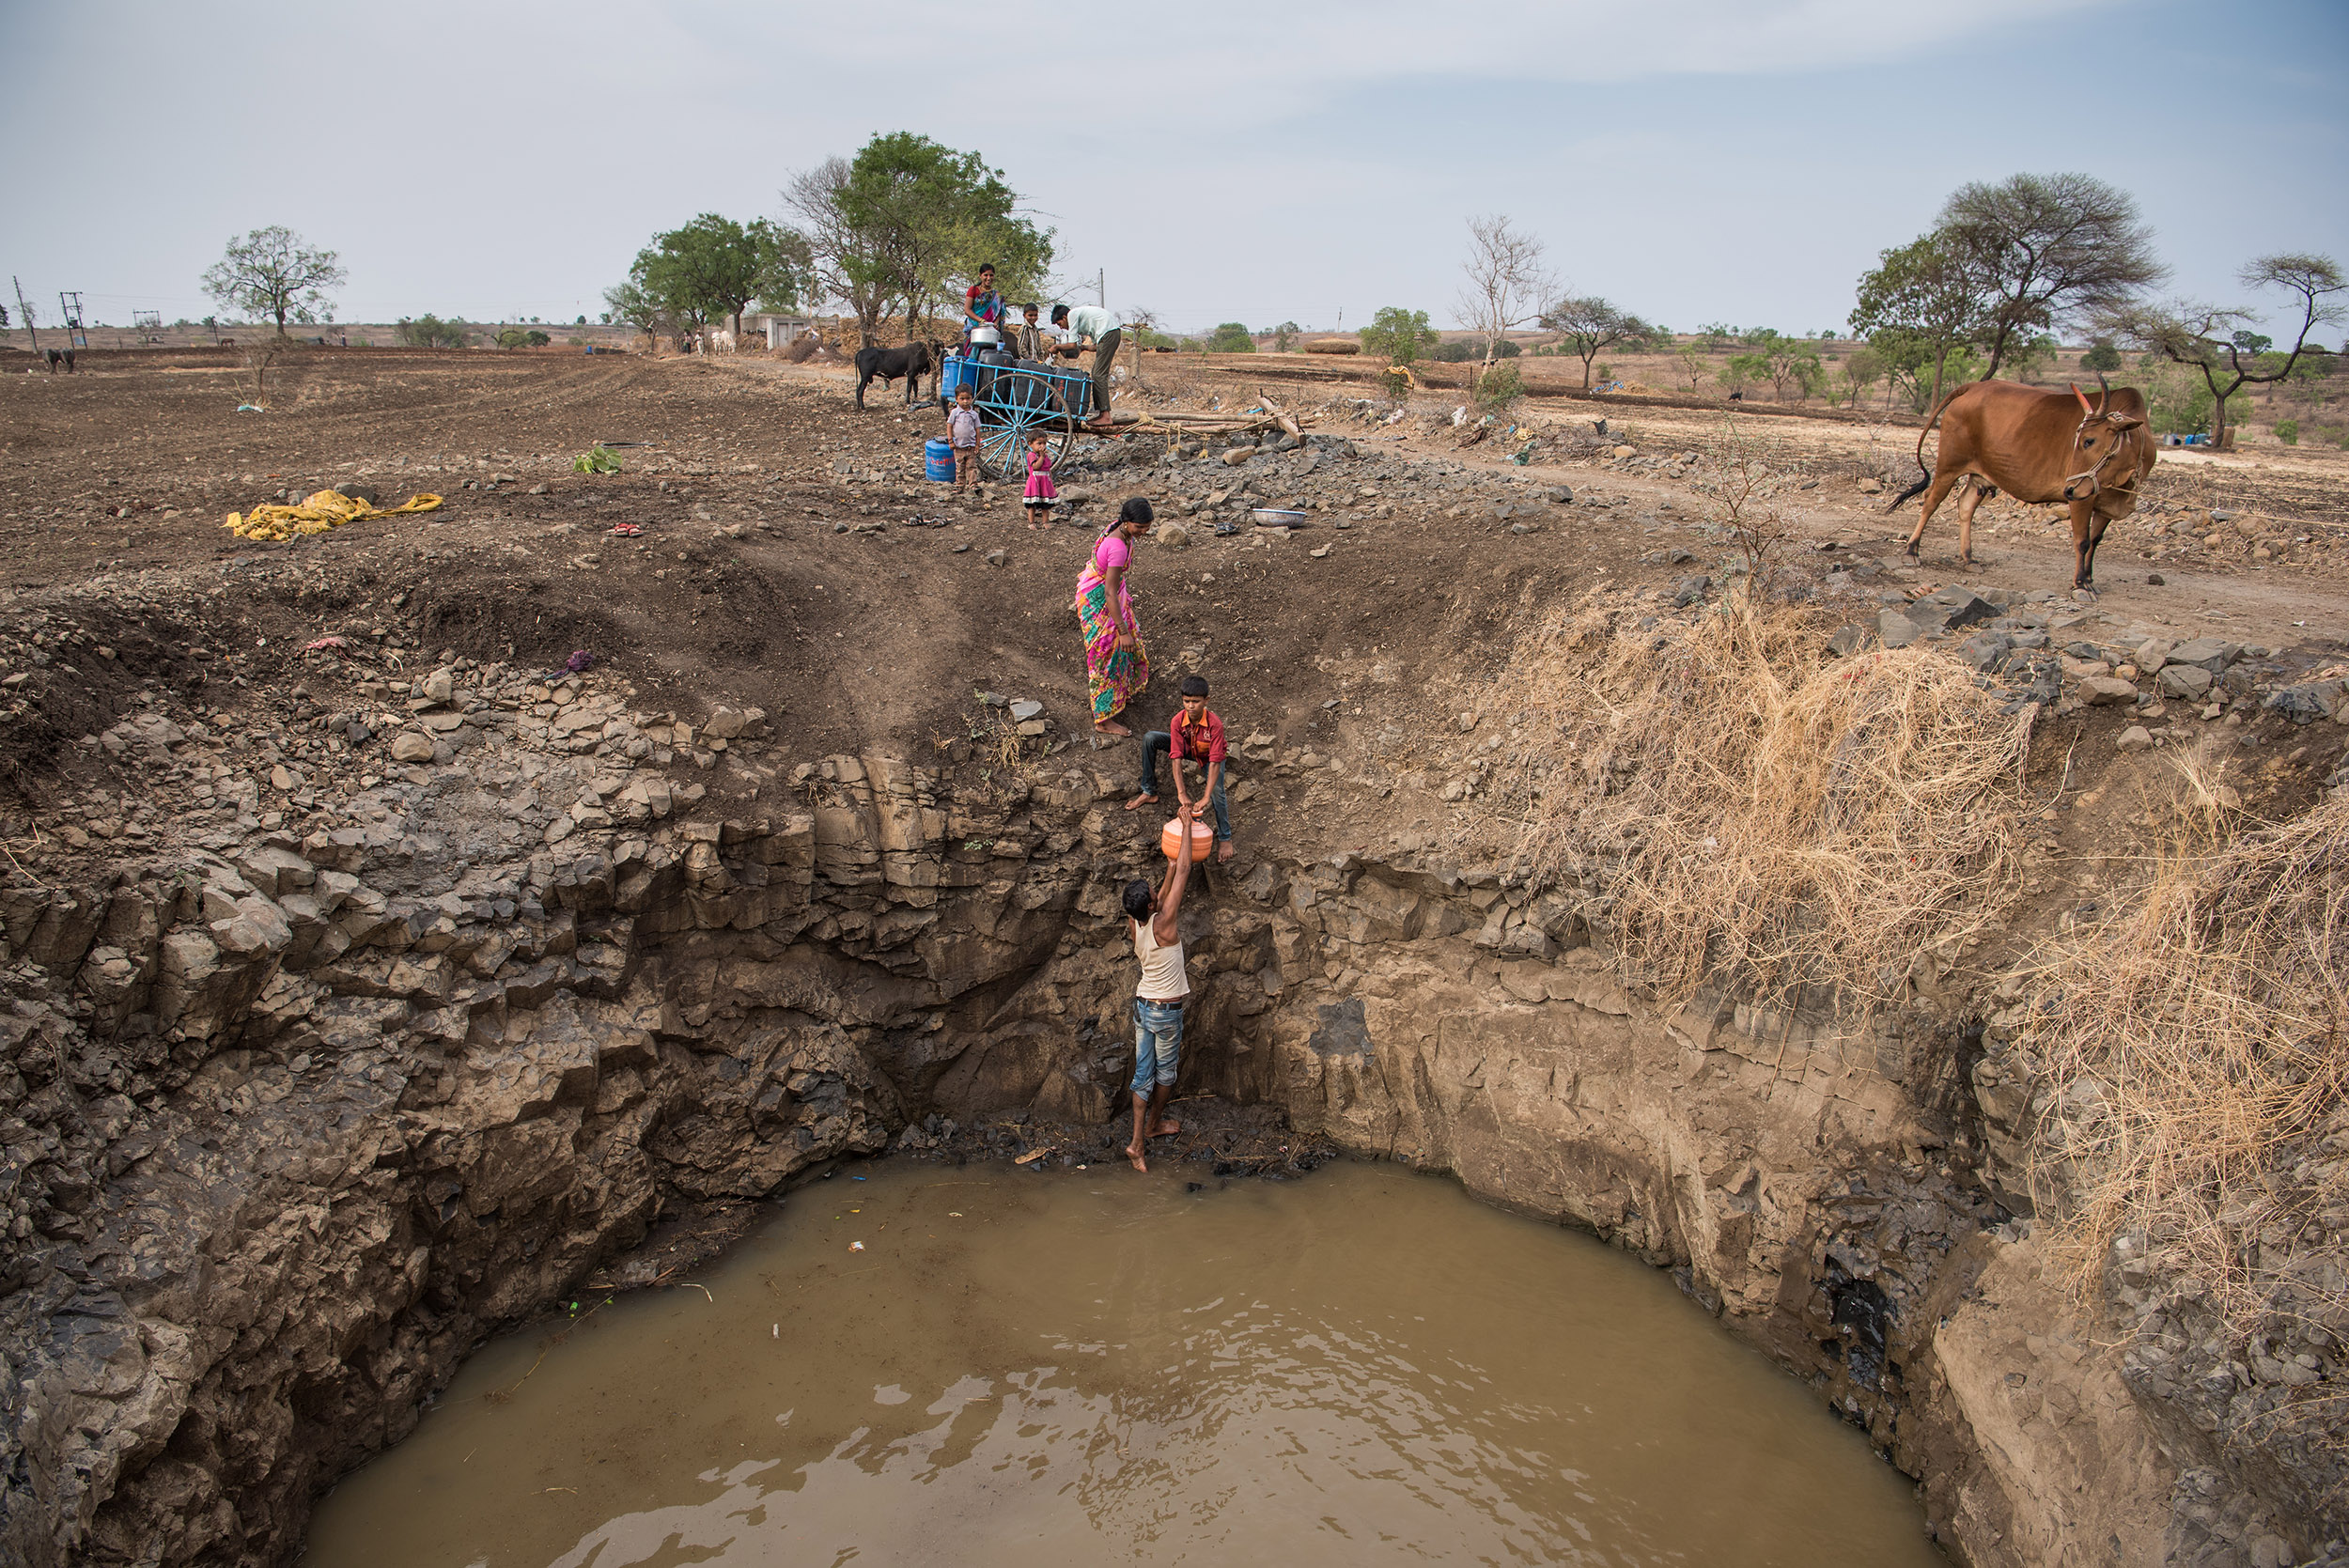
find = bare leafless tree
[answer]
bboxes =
[781,158,895,349]
[2099,252,2346,449]
[1454,215,1557,386]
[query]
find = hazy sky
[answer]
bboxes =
[5,0,2344,340]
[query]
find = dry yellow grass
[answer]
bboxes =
[2030,755,2349,1349]
[1479,591,2030,1010]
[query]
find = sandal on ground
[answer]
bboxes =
[610,522,643,537]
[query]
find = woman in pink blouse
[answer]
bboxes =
[1073,499,1154,735]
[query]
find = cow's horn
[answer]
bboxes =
[2072,382,2093,414]
[2095,371,2111,414]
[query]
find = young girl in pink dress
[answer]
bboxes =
[1022,432,1057,530]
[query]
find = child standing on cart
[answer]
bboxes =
[1023,431,1057,530]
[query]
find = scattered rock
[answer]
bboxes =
[390,732,435,763]
[1159,522,1192,550]
[1878,609,1923,650]
[2155,665,2214,702]
[986,550,1007,567]
[2078,676,2139,706]
[2115,725,2155,752]
[1008,700,1045,722]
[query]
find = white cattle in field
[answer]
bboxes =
[708,329,737,353]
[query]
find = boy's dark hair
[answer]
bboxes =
[1022,302,1039,314]
[1050,304,1069,325]
[1179,675,1209,697]
[1117,497,1154,527]
[1122,879,1155,921]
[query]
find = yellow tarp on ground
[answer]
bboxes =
[225,489,443,542]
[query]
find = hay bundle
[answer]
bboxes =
[2031,768,2349,1348]
[1302,338,1361,355]
[1480,593,2028,1009]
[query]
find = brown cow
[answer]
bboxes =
[1886,379,2155,590]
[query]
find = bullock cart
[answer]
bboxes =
[937,337,1097,482]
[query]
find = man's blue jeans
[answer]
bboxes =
[1139,733,1230,841]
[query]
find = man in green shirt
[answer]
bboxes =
[1051,303,1122,429]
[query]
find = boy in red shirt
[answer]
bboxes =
[1125,675,1234,862]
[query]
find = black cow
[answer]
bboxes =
[853,339,940,409]
[44,349,75,373]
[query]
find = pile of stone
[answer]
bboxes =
[1830,587,2343,736]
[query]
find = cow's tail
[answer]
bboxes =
[1883,385,1954,513]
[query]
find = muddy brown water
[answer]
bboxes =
[303,1159,1942,1566]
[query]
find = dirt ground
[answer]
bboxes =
[3,344,2346,931]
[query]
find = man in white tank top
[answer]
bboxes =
[1121,802,1197,1172]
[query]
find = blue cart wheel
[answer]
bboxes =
[978,371,1071,483]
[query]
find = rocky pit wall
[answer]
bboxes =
[0,684,2334,1568]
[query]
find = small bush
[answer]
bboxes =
[2081,340,2123,374]
[574,444,624,474]
[1205,322,1255,353]
[396,313,471,349]
[1472,360,1523,410]
[2275,419,2300,444]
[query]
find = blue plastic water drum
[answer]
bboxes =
[938,355,974,403]
[925,439,956,481]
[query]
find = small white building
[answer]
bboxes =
[750,314,813,350]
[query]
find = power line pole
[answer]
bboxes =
[1093,269,1105,308]
[12,276,38,352]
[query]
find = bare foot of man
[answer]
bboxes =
[1095,720,1131,737]
[1215,840,1236,863]
[1123,793,1158,812]
[1126,1141,1148,1172]
[1149,1118,1181,1139]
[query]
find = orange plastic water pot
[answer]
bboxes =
[1159,816,1215,861]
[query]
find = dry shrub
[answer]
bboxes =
[1480,591,2028,1009]
[2030,757,2349,1346]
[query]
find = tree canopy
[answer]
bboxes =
[1357,306,1438,365]
[1848,234,1985,414]
[1539,296,1655,390]
[200,226,346,336]
[788,133,1052,346]
[627,213,808,341]
[1936,172,2164,377]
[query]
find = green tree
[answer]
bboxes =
[1539,296,1654,390]
[1272,319,1300,351]
[633,213,808,342]
[1755,338,1824,400]
[1206,321,1256,352]
[200,225,346,336]
[2099,253,2347,449]
[1358,305,1438,365]
[1849,234,1983,416]
[1838,346,1883,408]
[1719,354,1764,395]
[820,132,1052,346]
[395,314,471,349]
[1673,341,1708,394]
[1936,171,2164,377]
[2081,339,2123,374]
[601,279,667,350]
